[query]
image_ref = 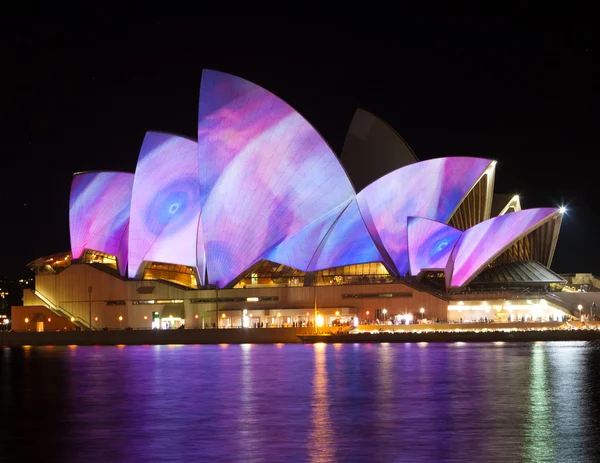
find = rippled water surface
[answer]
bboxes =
[2,342,600,462]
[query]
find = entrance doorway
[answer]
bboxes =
[161,316,184,329]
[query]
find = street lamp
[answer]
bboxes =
[316,313,324,330]
[118,315,123,329]
[25,317,29,331]
[382,308,388,323]
[578,304,583,320]
[420,307,425,319]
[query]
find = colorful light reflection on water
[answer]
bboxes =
[1,342,600,462]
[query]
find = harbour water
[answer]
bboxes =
[2,342,600,462]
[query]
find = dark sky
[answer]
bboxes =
[1,12,597,278]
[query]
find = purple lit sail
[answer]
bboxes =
[198,70,355,287]
[447,207,559,288]
[128,132,203,282]
[308,199,384,271]
[116,223,129,277]
[69,171,134,276]
[407,217,462,276]
[267,201,350,271]
[356,157,493,276]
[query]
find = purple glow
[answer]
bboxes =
[356,157,492,275]
[69,172,134,274]
[447,208,559,288]
[128,132,203,282]
[116,223,129,277]
[308,200,384,271]
[407,217,462,275]
[267,201,349,271]
[198,70,355,287]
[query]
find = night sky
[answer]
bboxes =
[1,13,597,278]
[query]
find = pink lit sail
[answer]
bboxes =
[267,201,350,271]
[127,132,203,283]
[308,199,384,271]
[356,157,492,276]
[198,70,355,287]
[65,70,564,293]
[447,207,559,288]
[69,171,134,276]
[407,217,462,275]
[116,222,129,277]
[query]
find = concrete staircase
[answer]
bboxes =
[31,289,91,330]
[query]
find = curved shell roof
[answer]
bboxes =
[407,217,462,276]
[356,157,494,276]
[127,132,203,282]
[69,171,133,277]
[67,70,561,289]
[198,70,356,287]
[446,207,559,288]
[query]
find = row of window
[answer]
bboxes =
[105,296,280,305]
[106,294,413,305]
[342,292,412,299]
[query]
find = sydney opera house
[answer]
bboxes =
[13,70,571,332]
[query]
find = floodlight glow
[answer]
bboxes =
[559,206,567,214]
[316,314,325,327]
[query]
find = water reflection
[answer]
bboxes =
[1,342,599,462]
[309,343,335,463]
[237,343,260,460]
[525,344,555,461]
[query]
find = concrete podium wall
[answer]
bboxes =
[0,327,335,346]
